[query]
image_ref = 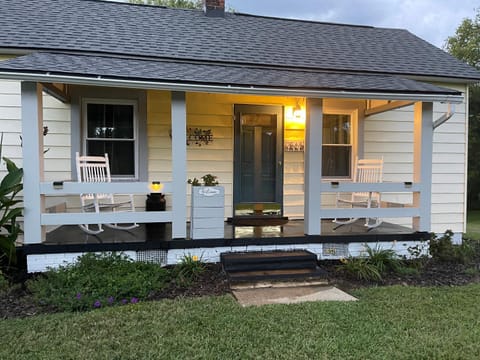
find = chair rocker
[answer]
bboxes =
[333,157,383,230]
[76,152,138,235]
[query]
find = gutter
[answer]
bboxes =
[0,71,465,104]
[433,103,456,129]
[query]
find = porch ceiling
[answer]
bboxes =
[0,52,463,102]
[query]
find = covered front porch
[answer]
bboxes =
[3,54,463,270]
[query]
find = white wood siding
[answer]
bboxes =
[364,84,467,233]
[146,91,302,219]
[0,79,71,218]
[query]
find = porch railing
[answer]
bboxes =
[318,181,422,219]
[39,181,173,226]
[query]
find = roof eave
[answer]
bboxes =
[0,71,464,104]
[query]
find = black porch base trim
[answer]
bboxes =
[20,231,430,256]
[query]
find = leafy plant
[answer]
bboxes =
[0,269,9,292]
[173,254,206,286]
[188,173,219,186]
[337,257,382,282]
[27,252,170,311]
[365,244,403,274]
[0,133,23,265]
[337,243,405,281]
[430,230,475,264]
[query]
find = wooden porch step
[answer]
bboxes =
[227,267,328,284]
[221,250,328,285]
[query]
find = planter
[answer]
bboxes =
[190,186,225,239]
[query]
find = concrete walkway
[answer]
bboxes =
[232,285,357,306]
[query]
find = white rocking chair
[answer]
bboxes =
[76,152,138,235]
[333,157,383,229]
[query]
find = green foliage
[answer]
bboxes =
[0,133,23,265]
[0,270,9,293]
[2,286,480,359]
[26,252,170,311]
[337,243,404,281]
[130,0,202,9]
[444,9,480,69]
[429,230,475,264]
[173,254,206,286]
[337,257,382,281]
[188,173,219,186]
[445,9,480,209]
[365,244,403,274]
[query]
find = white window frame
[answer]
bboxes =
[321,108,358,181]
[81,98,139,180]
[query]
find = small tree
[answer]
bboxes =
[445,9,480,209]
[129,0,202,9]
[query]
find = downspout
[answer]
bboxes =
[433,102,455,129]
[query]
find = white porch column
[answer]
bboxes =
[413,102,433,231]
[304,98,323,235]
[171,91,187,238]
[21,82,45,244]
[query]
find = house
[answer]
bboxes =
[0,0,479,272]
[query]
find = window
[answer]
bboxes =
[322,114,352,178]
[83,100,137,179]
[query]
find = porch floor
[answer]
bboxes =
[43,219,417,246]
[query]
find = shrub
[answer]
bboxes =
[0,133,23,265]
[0,270,8,293]
[430,230,475,264]
[365,244,403,274]
[337,257,382,282]
[337,243,404,282]
[27,252,170,311]
[173,254,206,286]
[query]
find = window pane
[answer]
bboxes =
[87,140,135,176]
[322,146,351,177]
[323,114,350,144]
[87,104,134,139]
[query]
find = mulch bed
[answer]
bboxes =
[1,261,479,320]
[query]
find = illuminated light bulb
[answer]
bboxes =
[149,181,164,192]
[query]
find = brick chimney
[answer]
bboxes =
[203,0,225,17]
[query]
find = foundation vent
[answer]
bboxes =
[136,250,168,265]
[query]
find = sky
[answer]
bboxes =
[223,0,478,49]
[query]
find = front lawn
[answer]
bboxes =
[1,285,480,359]
[466,210,480,240]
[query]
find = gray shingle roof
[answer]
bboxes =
[0,52,461,95]
[0,0,479,81]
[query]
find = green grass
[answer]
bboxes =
[2,285,480,359]
[466,210,480,240]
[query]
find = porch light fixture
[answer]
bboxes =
[285,99,306,129]
[149,181,164,192]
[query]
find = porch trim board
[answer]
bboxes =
[41,211,172,226]
[40,181,173,195]
[22,236,431,272]
[1,71,465,104]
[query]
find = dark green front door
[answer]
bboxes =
[234,105,283,216]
